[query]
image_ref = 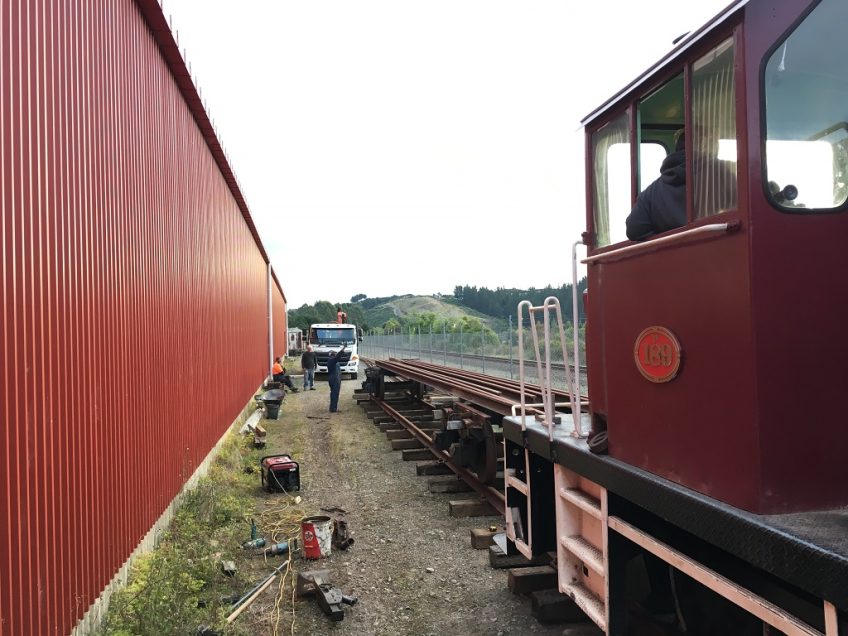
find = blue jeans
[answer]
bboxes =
[303,368,315,389]
[329,376,341,411]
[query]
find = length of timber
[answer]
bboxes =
[367,357,585,417]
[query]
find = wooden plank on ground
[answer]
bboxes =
[416,461,452,476]
[391,438,424,451]
[488,544,553,569]
[470,527,499,549]
[378,421,402,432]
[530,589,588,624]
[449,499,498,518]
[401,448,433,461]
[428,477,471,493]
[386,429,414,440]
[508,565,558,595]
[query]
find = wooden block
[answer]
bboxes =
[372,415,395,424]
[391,438,423,451]
[401,449,433,461]
[449,499,498,518]
[416,460,452,476]
[386,429,413,440]
[428,477,471,493]
[508,565,558,595]
[378,421,402,432]
[470,527,498,549]
[488,544,553,569]
[530,589,587,624]
[394,409,432,417]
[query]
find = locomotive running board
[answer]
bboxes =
[609,516,833,636]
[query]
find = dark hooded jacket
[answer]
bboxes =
[625,149,686,241]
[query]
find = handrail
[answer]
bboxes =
[582,222,737,265]
[516,297,583,440]
[571,240,583,438]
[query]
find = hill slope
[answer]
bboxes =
[364,295,498,329]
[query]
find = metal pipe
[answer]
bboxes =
[571,240,584,437]
[267,263,274,375]
[508,315,513,381]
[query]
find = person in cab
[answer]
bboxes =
[626,130,686,241]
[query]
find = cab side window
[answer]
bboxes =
[764,0,848,211]
[692,38,738,217]
[592,113,631,247]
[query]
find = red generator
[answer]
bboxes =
[260,454,300,493]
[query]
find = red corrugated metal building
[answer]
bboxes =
[1,1,287,633]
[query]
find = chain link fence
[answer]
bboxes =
[359,322,587,391]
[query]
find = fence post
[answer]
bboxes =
[429,325,433,363]
[508,315,513,380]
[443,323,447,366]
[481,329,485,374]
[460,323,464,369]
[418,327,422,359]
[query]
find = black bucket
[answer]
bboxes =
[265,402,281,420]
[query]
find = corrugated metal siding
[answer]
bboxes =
[1,1,281,633]
[272,278,287,357]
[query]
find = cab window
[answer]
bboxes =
[692,38,738,218]
[592,113,631,247]
[764,0,848,211]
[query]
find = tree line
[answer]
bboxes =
[286,281,587,333]
[452,280,587,324]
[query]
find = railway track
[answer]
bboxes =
[364,347,588,373]
[355,357,589,518]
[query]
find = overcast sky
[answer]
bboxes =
[165,0,732,307]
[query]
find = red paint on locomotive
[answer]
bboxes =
[583,0,848,514]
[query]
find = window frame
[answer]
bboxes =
[759,0,848,215]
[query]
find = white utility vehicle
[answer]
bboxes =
[308,323,360,379]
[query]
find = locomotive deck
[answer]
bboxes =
[503,414,848,611]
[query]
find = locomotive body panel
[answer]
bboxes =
[590,224,760,509]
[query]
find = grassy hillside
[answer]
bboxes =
[364,295,502,330]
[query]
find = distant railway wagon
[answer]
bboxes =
[503,0,848,633]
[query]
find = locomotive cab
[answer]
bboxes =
[583,0,848,513]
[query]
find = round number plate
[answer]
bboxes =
[633,326,682,383]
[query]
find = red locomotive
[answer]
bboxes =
[504,0,848,633]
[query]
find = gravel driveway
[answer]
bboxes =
[245,374,598,635]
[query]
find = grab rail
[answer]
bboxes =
[582,222,737,265]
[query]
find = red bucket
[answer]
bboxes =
[300,516,333,559]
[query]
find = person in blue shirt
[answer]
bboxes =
[326,344,346,412]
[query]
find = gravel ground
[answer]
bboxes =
[244,372,598,636]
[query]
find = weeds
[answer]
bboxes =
[101,434,263,636]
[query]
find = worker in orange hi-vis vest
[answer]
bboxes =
[271,356,298,393]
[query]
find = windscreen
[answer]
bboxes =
[310,327,357,345]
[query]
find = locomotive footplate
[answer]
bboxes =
[502,414,848,621]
